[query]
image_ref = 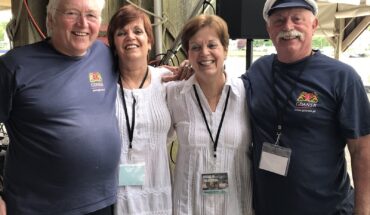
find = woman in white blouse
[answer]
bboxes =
[166,14,253,215]
[107,5,172,215]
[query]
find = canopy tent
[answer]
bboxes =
[2,0,370,59]
[0,0,10,10]
[316,0,370,58]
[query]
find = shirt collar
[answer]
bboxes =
[179,73,242,98]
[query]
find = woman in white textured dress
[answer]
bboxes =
[107,5,172,215]
[166,14,253,215]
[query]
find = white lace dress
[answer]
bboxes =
[115,66,172,215]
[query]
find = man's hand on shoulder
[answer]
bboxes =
[161,60,194,82]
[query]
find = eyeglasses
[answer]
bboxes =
[55,9,100,22]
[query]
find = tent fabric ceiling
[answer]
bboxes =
[316,0,370,54]
[1,0,369,54]
[1,1,368,35]
[0,0,10,10]
[317,2,370,37]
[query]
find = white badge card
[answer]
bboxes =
[201,172,228,194]
[119,162,145,186]
[259,142,292,176]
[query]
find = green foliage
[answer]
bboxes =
[312,37,331,49]
[253,37,331,49]
[0,22,7,41]
[253,39,272,47]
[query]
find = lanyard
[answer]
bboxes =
[272,55,310,145]
[118,67,149,149]
[193,84,231,158]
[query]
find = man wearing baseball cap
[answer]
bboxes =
[242,0,370,214]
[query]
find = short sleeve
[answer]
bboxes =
[338,74,370,138]
[0,59,14,122]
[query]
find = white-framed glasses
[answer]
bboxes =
[55,9,99,22]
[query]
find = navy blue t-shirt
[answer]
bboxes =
[242,51,370,215]
[0,40,121,214]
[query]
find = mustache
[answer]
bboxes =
[277,30,304,40]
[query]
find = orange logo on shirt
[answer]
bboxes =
[295,91,319,112]
[89,72,103,83]
[89,72,105,92]
[296,91,318,103]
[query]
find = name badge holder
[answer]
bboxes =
[119,161,146,186]
[259,139,291,176]
[201,172,229,194]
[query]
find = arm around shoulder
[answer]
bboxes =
[347,134,370,215]
[0,197,6,215]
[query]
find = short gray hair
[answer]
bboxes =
[46,0,105,35]
[46,0,105,17]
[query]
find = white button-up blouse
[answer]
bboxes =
[166,74,253,215]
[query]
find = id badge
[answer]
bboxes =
[259,142,291,176]
[119,162,145,186]
[201,172,228,194]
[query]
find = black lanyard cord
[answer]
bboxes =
[193,84,231,158]
[272,55,310,144]
[118,67,149,149]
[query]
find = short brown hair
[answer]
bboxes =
[107,4,154,55]
[180,14,229,54]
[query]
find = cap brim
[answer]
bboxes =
[268,2,314,15]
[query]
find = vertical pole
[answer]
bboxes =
[246,39,253,70]
[154,0,163,57]
[335,18,344,60]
